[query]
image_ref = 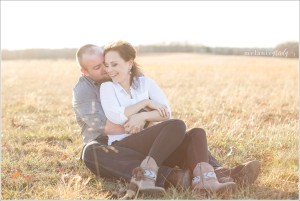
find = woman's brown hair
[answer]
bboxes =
[103,41,142,88]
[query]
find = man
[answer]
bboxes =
[72,44,260,195]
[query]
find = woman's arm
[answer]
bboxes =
[140,110,170,122]
[124,99,149,117]
[100,82,129,125]
[100,82,155,125]
[147,77,171,118]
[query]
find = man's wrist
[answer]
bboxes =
[141,112,150,122]
[142,99,149,108]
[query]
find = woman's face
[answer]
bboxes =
[104,51,132,85]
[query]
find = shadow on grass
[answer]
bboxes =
[242,185,299,200]
[100,178,299,200]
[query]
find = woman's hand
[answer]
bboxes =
[146,100,169,118]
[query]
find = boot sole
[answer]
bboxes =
[215,182,237,194]
[140,188,166,197]
[193,183,237,196]
[129,182,166,198]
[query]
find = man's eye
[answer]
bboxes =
[112,63,117,67]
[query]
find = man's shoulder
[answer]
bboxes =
[73,76,93,93]
[72,76,98,102]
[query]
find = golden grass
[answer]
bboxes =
[1,53,299,199]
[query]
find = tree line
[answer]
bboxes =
[1,42,298,60]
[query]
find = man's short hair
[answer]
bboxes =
[76,44,103,69]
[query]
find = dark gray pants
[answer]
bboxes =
[83,122,222,187]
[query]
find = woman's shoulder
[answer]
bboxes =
[100,81,116,90]
[136,75,154,84]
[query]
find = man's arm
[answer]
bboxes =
[72,79,125,138]
[73,82,106,132]
[104,119,125,135]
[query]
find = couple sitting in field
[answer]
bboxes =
[72,40,260,199]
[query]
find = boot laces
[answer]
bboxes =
[192,172,217,184]
[132,167,157,181]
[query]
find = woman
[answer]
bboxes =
[100,41,236,198]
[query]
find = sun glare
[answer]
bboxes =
[1,1,299,50]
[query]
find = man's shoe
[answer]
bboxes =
[215,160,261,186]
[165,167,191,190]
[231,160,261,185]
[218,176,234,183]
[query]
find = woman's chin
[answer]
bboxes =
[111,78,118,83]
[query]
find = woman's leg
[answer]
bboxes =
[114,119,186,165]
[115,119,186,198]
[163,128,237,194]
[163,128,208,170]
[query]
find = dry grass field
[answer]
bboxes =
[1,53,299,199]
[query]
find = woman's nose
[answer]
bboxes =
[105,66,111,72]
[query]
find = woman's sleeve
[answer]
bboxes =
[100,82,128,125]
[146,77,172,116]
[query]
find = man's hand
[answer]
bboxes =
[124,113,147,134]
[104,120,125,135]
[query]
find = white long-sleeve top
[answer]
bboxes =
[100,76,171,125]
[100,76,171,145]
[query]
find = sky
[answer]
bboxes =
[1,1,299,50]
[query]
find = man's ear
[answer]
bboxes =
[81,68,89,76]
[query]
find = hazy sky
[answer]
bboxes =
[1,1,299,50]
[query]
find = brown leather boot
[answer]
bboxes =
[165,168,191,190]
[192,162,236,194]
[121,156,166,199]
[231,160,261,185]
[215,160,261,186]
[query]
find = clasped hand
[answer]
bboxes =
[124,100,169,134]
[124,113,146,134]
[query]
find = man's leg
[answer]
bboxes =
[83,140,143,181]
[215,160,261,186]
[208,151,222,169]
[82,139,173,188]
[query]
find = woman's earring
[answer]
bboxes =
[129,68,132,74]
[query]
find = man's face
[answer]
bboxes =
[81,53,110,83]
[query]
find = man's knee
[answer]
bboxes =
[83,144,95,162]
[82,143,112,177]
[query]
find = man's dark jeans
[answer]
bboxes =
[82,135,222,187]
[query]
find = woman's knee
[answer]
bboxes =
[170,119,186,130]
[167,119,186,138]
[188,128,207,139]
